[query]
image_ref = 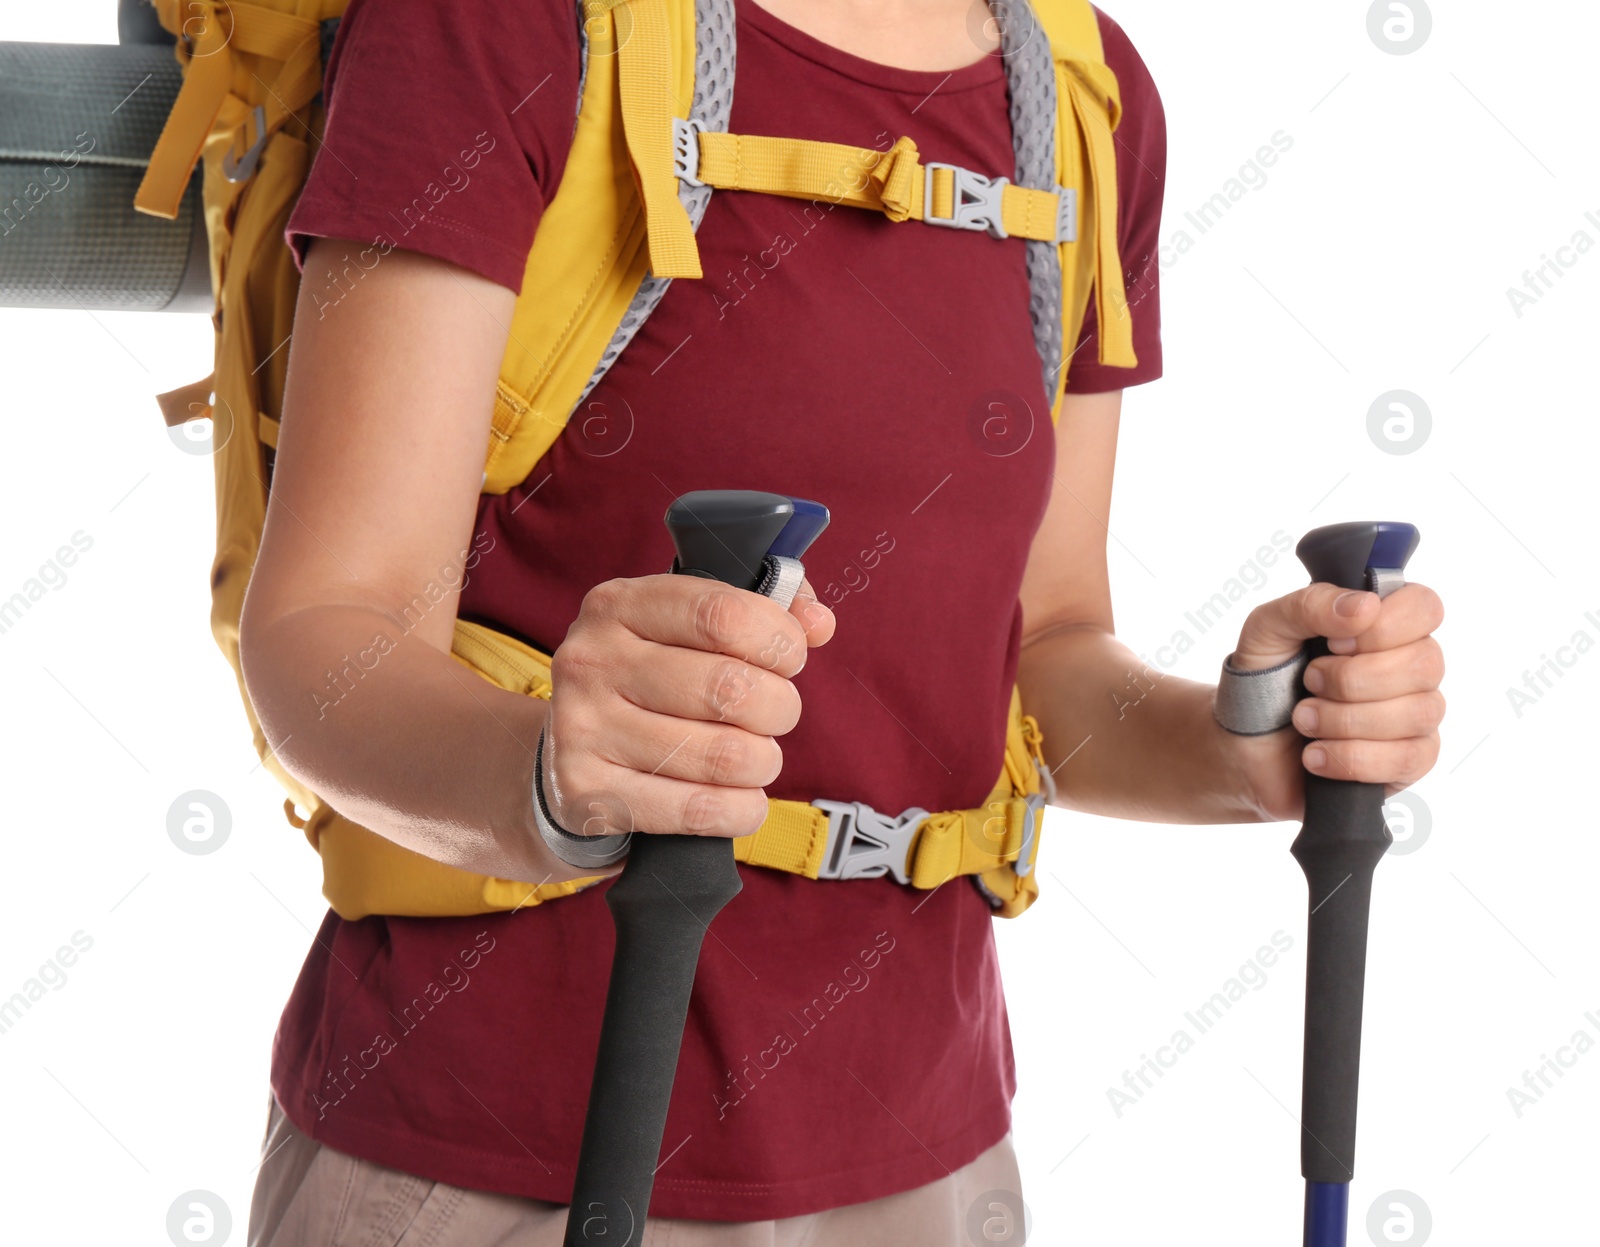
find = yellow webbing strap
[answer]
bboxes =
[312,619,1049,919]
[731,776,1044,918]
[1040,0,1138,369]
[135,0,233,218]
[735,682,1047,917]
[156,371,215,427]
[1061,64,1135,368]
[135,0,324,219]
[692,132,1066,243]
[595,0,702,278]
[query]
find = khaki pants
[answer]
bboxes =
[248,1096,1026,1246]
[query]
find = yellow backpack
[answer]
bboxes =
[135,0,1137,921]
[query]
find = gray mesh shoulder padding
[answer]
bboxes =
[573,2,589,127]
[999,3,1066,401]
[573,0,736,407]
[0,41,209,311]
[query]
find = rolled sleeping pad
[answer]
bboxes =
[119,0,176,46]
[0,38,211,312]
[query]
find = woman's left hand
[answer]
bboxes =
[1225,582,1446,822]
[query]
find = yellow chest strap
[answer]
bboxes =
[682,129,1073,244]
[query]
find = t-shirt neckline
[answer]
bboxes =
[736,0,1007,94]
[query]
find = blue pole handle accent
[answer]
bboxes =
[1295,520,1419,590]
[770,496,830,560]
[1365,522,1420,575]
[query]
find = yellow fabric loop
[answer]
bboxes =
[867,135,923,222]
[1060,67,1137,368]
[136,0,234,218]
[155,371,215,427]
[1063,56,1124,132]
[614,0,702,278]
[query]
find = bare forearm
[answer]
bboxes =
[1017,624,1293,823]
[240,604,574,882]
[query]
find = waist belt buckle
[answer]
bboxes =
[923,163,1009,240]
[813,800,929,885]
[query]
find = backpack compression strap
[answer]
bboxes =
[133,0,329,219]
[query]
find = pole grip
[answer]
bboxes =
[564,491,827,1245]
[1290,521,1419,1187]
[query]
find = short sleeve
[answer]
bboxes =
[284,0,583,293]
[1064,8,1166,393]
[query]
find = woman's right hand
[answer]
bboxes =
[542,573,835,844]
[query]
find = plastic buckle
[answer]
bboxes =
[1055,185,1078,244]
[1014,791,1044,878]
[222,105,268,184]
[923,163,1009,240]
[672,116,705,187]
[814,800,929,885]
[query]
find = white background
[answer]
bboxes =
[1,2,1595,1244]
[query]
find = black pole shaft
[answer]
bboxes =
[564,834,742,1244]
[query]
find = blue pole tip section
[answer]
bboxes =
[1305,1181,1350,1247]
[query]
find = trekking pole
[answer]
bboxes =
[562,490,829,1247]
[1290,521,1420,1247]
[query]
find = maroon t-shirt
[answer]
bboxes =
[276,0,1165,1220]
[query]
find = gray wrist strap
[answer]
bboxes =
[756,555,805,609]
[532,554,802,870]
[532,723,632,870]
[1213,649,1310,736]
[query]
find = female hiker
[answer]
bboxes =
[236,0,1446,1242]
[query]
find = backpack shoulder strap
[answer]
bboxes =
[485,0,731,493]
